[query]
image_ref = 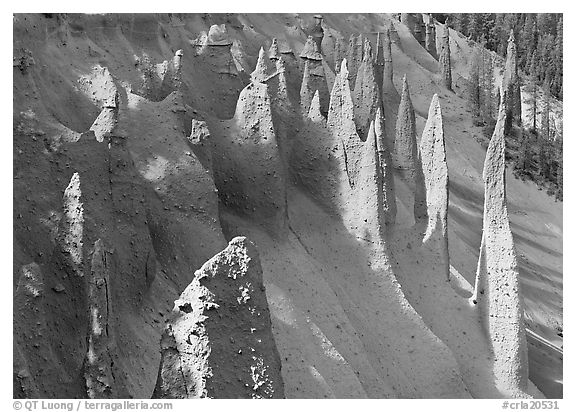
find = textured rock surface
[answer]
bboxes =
[153,237,285,399]
[251,47,269,84]
[502,30,522,134]
[393,75,427,223]
[472,94,529,397]
[375,107,396,228]
[419,94,449,278]
[300,35,322,61]
[439,25,452,91]
[84,239,116,398]
[327,60,363,189]
[345,34,363,89]
[425,22,437,59]
[209,82,287,231]
[352,39,381,140]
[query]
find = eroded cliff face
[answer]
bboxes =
[153,237,284,399]
[13,13,553,400]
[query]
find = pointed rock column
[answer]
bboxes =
[327,59,363,189]
[90,90,119,143]
[58,172,84,276]
[153,237,285,399]
[439,25,452,91]
[299,36,330,116]
[352,38,382,140]
[503,30,522,134]
[251,47,269,84]
[419,95,449,279]
[471,91,529,395]
[394,75,428,223]
[345,33,364,89]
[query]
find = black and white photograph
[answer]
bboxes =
[9,4,565,407]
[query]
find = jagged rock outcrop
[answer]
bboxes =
[58,172,84,274]
[209,82,287,232]
[439,25,452,91]
[419,94,449,279]
[188,118,213,171]
[153,237,285,399]
[346,34,363,89]
[472,91,529,396]
[299,37,330,116]
[345,119,387,245]
[502,30,522,134]
[134,49,184,101]
[327,59,363,189]
[300,36,323,61]
[251,47,269,84]
[193,25,238,77]
[77,65,120,109]
[84,239,116,398]
[352,38,381,140]
[393,75,427,223]
[89,90,119,142]
[269,38,280,60]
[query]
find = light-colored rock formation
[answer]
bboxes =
[89,90,119,142]
[327,59,363,189]
[419,94,449,278]
[471,91,529,397]
[300,59,314,116]
[194,25,238,77]
[375,107,396,228]
[251,47,269,84]
[58,172,84,275]
[135,49,185,101]
[84,239,116,398]
[299,39,330,117]
[153,237,285,399]
[439,25,452,91]
[352,38,381,140]
[307,89,323,122]
[268,38,280,60]
[300,36,323,61]
[188,118,213,171]
[77,65,119,109]
[345,119,386,245]
[346,33,363,90]
[503,30,522,134]
[209,82,287,231]
[394,75,427,223]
